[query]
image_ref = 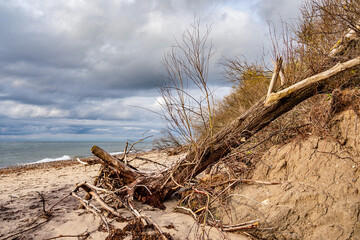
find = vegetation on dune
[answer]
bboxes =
[155,1,359,149]
[156,19,215,156]
[206,0,360,142]
[6,1,360,240]
[150,1,360,235]
[38,1,358,240]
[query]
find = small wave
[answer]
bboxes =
[110,149,152,156]
[30,155,72,164]
[110,151,124,155]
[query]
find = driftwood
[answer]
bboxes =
[63,23,360,240]
[90,55,360,209]
[329,21,360,58]
[265,57,360,106]
[221,219,260,232]
[266,57,283,100]
[279,69,286,87]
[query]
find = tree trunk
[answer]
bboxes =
[92,56,360,209]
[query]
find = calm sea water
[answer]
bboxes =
[0,141,153,168]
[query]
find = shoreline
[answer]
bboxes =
[0,149,153,175]
[0,148,248,240]
[0,140,154,170]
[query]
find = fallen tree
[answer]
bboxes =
[90,55,360,210]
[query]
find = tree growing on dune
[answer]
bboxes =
[158,19,215,154]
[76,0,360,234]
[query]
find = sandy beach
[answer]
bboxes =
[0,150,249,240]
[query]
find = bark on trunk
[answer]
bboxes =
[160,56,360,199]
[92,56,360,208]
[91,145,140,182]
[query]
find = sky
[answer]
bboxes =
[0,0,304,141]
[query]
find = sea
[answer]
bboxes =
[0,141,154,168]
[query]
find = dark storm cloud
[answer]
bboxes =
[0,116,163,140]
[0,0,255,95]
[0,0,304,140]
[0,7,86,69]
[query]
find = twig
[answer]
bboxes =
[2,192,75,240]
[121,142,129,164]
[174,206,198,220]
[279,69,286,86]
[142,216,168,240]
[127,136,152,155]
[266,57,283,100]
[1,218,51,240]
[238,179,282,185]
[37,191,51,217]
[208,179,282,188]
[48,194,71,213]
[71,191,110,233]
[210,180,239,205]
[77,158,89,166]
[43,232,90,240]
[170,173,185,188]
[77,183,122,217]
[124,195,148,226]
[224,124,310,160]
[159,160,183,190]
[223,219,260,228]
[133,156,168,168]
[317,150,357,164]
[81,176,166,238]
[222,222,259,232]
[79,181,148,226]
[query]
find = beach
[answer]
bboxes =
[0,150,248,240]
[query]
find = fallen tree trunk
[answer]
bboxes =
[92,56,360,209]
[91,145,140,182]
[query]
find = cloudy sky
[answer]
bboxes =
[0,0,303,141]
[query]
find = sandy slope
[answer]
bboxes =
[217,109,360,239]
[0,151,248,240]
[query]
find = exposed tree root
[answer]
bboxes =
[67,35,360,238]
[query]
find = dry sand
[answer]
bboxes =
[217,109,360,239]
[0,150,249,240]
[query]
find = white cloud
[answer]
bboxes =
[0,0,304,140]
[0,101,69,118]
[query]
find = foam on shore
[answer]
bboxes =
[31,155,72,164]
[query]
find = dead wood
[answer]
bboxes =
[71,182,172,239]
[43,233,90,240]
[36,192,51,218]
[132,156,168,168]
[79,34,360,240]
[1,219,51,240]
[329,21,360,58]
[207,179,283,188]
[221,219,259,232]
[89,56,360,210]
[265,57,360,106]
[71,189,110,233]
[67,13,360,240]
[159,56,360,200]
[266,57,283,100]
[74,182,122,218]
[174,206,198,220]
[91,145,141,183]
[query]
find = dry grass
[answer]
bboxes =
[158,19,215,152]
[208,0,359,143]
[212,62,270,134]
